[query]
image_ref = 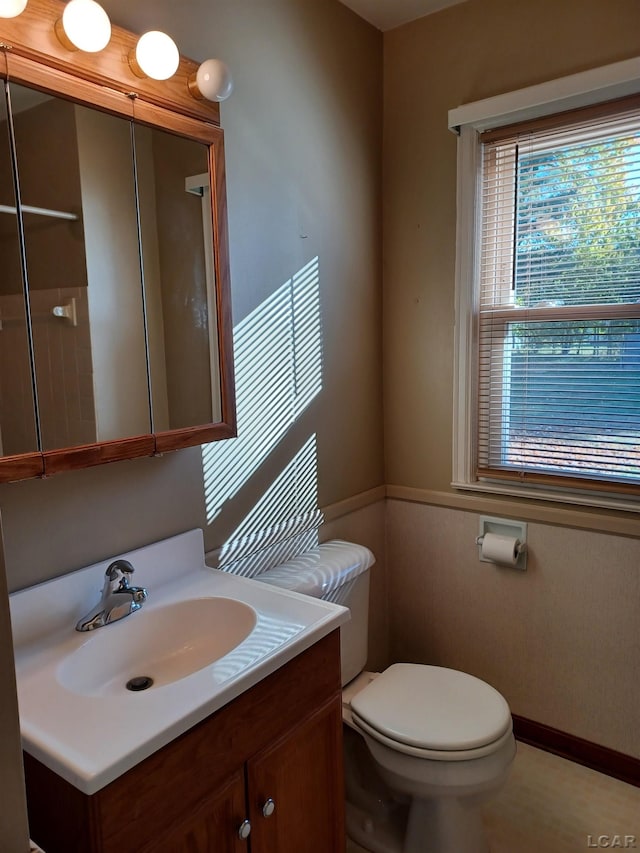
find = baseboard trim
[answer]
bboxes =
[512,715,640,788]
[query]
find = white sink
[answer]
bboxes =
[10,529,349,794]
[57,597,257,697]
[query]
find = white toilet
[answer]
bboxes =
[258,540,516,853]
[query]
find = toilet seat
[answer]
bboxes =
[351,710,514,761]
[350,663,512,761]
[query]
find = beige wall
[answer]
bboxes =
[383,0,640,758]
[0,0,383,592]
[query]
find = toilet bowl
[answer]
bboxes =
[257,540,516,853]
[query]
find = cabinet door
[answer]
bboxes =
[145,770,248,853]
[246,694,345,853]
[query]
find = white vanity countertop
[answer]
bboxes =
[10,530,348,795]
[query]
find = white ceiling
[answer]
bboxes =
[339,0,467,31]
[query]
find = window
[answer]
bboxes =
[452,64,640,508]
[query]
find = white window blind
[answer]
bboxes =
[477,96,640,495]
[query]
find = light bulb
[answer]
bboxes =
[0,0,27,18]
[58,0,111,52]
[132,31,180,81]
[189,59,234,102]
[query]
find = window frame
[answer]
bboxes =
[451,57,640,512]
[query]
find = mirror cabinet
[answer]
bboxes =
[0,0,236,482]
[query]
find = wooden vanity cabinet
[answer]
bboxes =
[151,771,247,853]
[246,696,344,852]
[23,630,346,853]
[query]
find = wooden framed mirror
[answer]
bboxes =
[0,0,236,482]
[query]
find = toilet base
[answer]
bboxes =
[344,724,409,853]
[347,796,489,853]
[344,721,512,853]
[403,797,489,853]
[346,800,405,853]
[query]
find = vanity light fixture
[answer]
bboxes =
[188,58,234,102]
[55,0,111,53]
[130,30,180,80]
[0,0,27,18]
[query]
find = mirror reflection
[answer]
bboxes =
[9,83,151,452]
[135,124,221,431]
[0,82,39,456]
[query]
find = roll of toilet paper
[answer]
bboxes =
[480,532,521,567]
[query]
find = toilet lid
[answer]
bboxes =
[350,663,512,752]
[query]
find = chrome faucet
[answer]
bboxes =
[76,559,147,632]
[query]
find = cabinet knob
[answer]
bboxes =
[262,797,276,818]
[238,819,252,840]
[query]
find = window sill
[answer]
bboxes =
[453,478,640,514]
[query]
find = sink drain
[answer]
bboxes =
[126,676,154,692]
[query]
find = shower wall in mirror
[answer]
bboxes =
[4,85,150,453]
[0,85,37,457]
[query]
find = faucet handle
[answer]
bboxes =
[106,558,134,578]
[105,559,135,590]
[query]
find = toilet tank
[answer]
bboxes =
[256,540,375,686]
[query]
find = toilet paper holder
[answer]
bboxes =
[475,516,528,570]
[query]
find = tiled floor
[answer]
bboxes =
[347,741,640,852]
